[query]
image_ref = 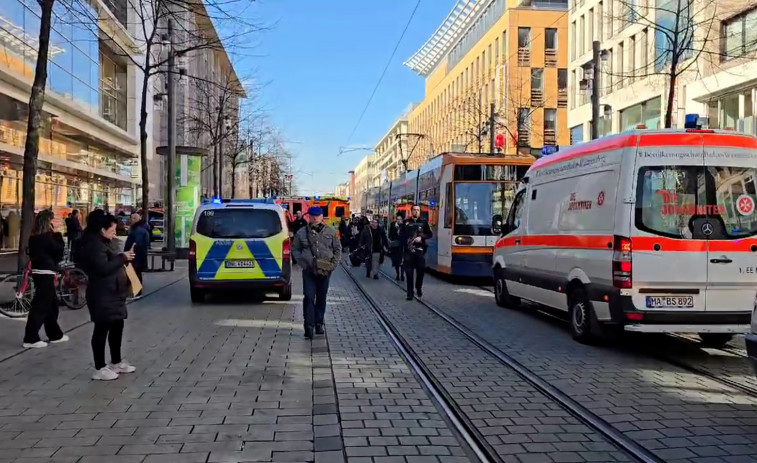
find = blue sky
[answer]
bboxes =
[238,0,452,195]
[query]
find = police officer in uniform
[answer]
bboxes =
[401,205,432,300]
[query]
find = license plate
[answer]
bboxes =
[225,260,255,268]
[646,296,694,308]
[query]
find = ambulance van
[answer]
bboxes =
[493,128,757,344]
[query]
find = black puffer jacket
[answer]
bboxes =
[78,232,129,324]
[28,232,65,271]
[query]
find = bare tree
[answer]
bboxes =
[610,0,718,127]
[18,0,56,271]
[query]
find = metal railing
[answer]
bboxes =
[518,47,531,67]
[545,49,558,67]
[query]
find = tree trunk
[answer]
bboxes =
[212,145,218,197]
[139,57,151,224]
[230,163,236,199]
[664,71,677,129]
[18,0,55,273]
[664,0,682,129]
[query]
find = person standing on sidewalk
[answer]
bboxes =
[124,213,149,298]
[401,205,432,300]
[292,206,341,339]
[359,218,388,279]
[22,210,68,349]
[387,213,405,281]
[65,210,82,260]
[78,213,136,381]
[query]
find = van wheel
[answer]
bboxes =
[494,270,520,308]
[190,287,205,304]
[279,283,292,301]
[698,333,733,348]
[568,288,596,344]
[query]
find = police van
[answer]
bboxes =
[188,198,292,303]
[493,125,757,344]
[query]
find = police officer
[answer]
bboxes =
[401,205,432,300]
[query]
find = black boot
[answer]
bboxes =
[304,325,313,339]
[400,270,405,282]
[395,269,400,280]
[315,324,324,335]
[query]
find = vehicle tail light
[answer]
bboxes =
[612,235,632,289]
[626,312,643,321]
[283,238,291,258]
[189,239,196,260]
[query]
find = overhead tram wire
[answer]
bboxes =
[345,0,422,145]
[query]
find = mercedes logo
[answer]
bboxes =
[701,222,714,236]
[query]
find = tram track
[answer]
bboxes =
[479,282,757,398]
[344,263,664,463]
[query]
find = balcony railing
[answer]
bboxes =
[517,128,530,147]
[558,89,568,108]
[518,47,531,67]
[531,88,543,107]
[543,128,557,145]
[545,49,558,67]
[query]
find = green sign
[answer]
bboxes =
[175,154,201,248]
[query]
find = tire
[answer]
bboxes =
[698,333,733,348]
[59,268,88,310]
[279,283,292,301]
[494,269,520,308]
[190,287,205,303]
[568,287,596,344]
[0,273,34,318]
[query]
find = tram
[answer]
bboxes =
[378,152,534,277]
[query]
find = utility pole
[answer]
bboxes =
[489,102,496,155]
[166,19,176,258]
[591,40,601,140]
[218,95,224,198]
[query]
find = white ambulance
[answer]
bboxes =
[493,127,757,344]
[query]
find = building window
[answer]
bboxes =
[102,0,127,29]
[570,69,577,109]
[640,28,648,75]
[517,108,531,147]
[570,124,584,144]
[588,8,594,43]
[558,69,568,108]
[622,0,638,29]
[531,68,543,106]
[571,21,576,61]
[100,50,127,130]
[544,109,557,145]
[617,42,625,88]
[545,28,558,67]
[598,1,604,40]
[722,7,757,60]
[579,15,585,56]
[656,0,693,71]
[518,27,531,66]
[620,97,661,131]
[629,36,636,82]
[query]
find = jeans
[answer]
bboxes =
[23,274,63,344]
[302,271,330,328]
[404,253,426,297]
[91,320,124,370]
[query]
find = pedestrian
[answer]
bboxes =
[124,213,149,298]
[65,210,82,260]
[77,212,137,381]
[22,210,68,349]
[292,206,341,339]
[360,218,388,279]
[338,217,350,252]
[289,210,307,236]
[401,205,432,300]
[388,212,405,281]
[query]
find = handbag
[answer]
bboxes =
[305,226,333,277]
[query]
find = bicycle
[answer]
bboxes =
[0,262,88,318]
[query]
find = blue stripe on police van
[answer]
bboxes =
[197,240,233,278]
[245,240,281,278]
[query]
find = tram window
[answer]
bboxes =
[455,165,482,181]
[444,183,453,228]
[335,206,345,217]
[531,189,537,200]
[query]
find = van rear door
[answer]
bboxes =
[703,133,757,313]
[631,133,707,312]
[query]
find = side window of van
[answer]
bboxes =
[505,190,526,234]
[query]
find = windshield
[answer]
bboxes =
[636,165,757,239]
[454,182,508,236]
[196,209,282,239]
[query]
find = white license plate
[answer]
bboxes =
[225,260,255,268]
[646,296,694,308]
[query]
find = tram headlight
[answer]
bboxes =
[454,236,474,245]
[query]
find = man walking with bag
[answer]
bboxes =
[292,206,341,339]
[401,205,432,300]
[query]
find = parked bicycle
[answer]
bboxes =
[0,261,88,318]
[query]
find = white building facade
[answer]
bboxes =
[373,104,415,183]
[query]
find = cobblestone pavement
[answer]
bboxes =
[381,263,757,463]
[346,264,633,463]
[327,268,472,463]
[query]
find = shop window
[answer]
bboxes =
[620,97,661,131]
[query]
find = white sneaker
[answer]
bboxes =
[22,341,47,348]
[92,366,119,381]
[109,361,136,374]
[49,335,69,344]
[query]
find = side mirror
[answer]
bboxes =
[492,214,503,235]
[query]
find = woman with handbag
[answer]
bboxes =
[387,213,405,281]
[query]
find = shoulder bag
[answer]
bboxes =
[305,226,333,277]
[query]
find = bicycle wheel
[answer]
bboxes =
[0,273,34,318]
[59,268,88,310]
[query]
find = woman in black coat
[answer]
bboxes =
[22,210,67,348]
[387,213,405,281]
[78,213,136,381]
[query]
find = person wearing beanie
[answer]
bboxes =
[291,206,341,339]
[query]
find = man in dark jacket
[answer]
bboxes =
[338,217,351,252]
[65,210,82,260]
[124,213,150,297]
[292,206,341,339]
[289,210,307,236]
[359,218,388,279]
[401,205,432,300]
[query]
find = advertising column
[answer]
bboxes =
[175,154,201,249]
